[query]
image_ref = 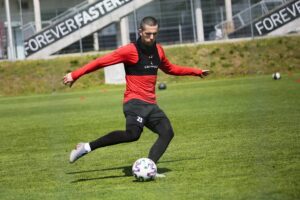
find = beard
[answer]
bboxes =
[137,37,156,55]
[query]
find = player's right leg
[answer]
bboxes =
[69,100,146,163]
[69,124,143,163]
[88,100,146,150]
[89,125,142,150]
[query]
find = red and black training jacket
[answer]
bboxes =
[71,39,203,104]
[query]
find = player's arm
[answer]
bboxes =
[63,44,137,87]
[158,45,210,78]
[63,51,123,87]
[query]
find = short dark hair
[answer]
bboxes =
[139,16,159,30]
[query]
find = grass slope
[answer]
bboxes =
[0,74,299,200]
[0,35,299,96]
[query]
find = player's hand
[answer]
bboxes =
[63,73,75,87]
[199,70,210,78]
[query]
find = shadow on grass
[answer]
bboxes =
[158,156,203,164]
[69,166,171,183]
[68,157,201,183]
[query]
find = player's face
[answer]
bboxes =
[139,24,158,46]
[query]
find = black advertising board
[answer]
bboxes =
[229,0,300,38]
[24,0,132,57]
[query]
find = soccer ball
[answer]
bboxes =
[132,158,157,181]
[158,82,167,90]
[272,72,281,80]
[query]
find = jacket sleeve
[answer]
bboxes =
[71,44,137,80]
[158,45,203,76]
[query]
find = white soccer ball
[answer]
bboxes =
[132,158,157,181]
[272,72,281,80]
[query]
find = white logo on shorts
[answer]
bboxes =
[137,116,143,123]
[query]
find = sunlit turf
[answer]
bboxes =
[0,74,299,199]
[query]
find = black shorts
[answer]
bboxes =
[123,99,170,132]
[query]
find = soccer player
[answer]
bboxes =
[63,16,210,176]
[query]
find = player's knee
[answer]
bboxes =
[160,125,174,142]
[156,120,174,141]
[126,126,142,141]
[166,127,174,141]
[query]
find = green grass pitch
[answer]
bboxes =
[0,75,299,200]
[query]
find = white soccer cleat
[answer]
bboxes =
[155,173,166,178]
[69,143,88,163]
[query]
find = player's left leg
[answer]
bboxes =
[146,107,174,164]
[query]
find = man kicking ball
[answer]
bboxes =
[63,16,210,177]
